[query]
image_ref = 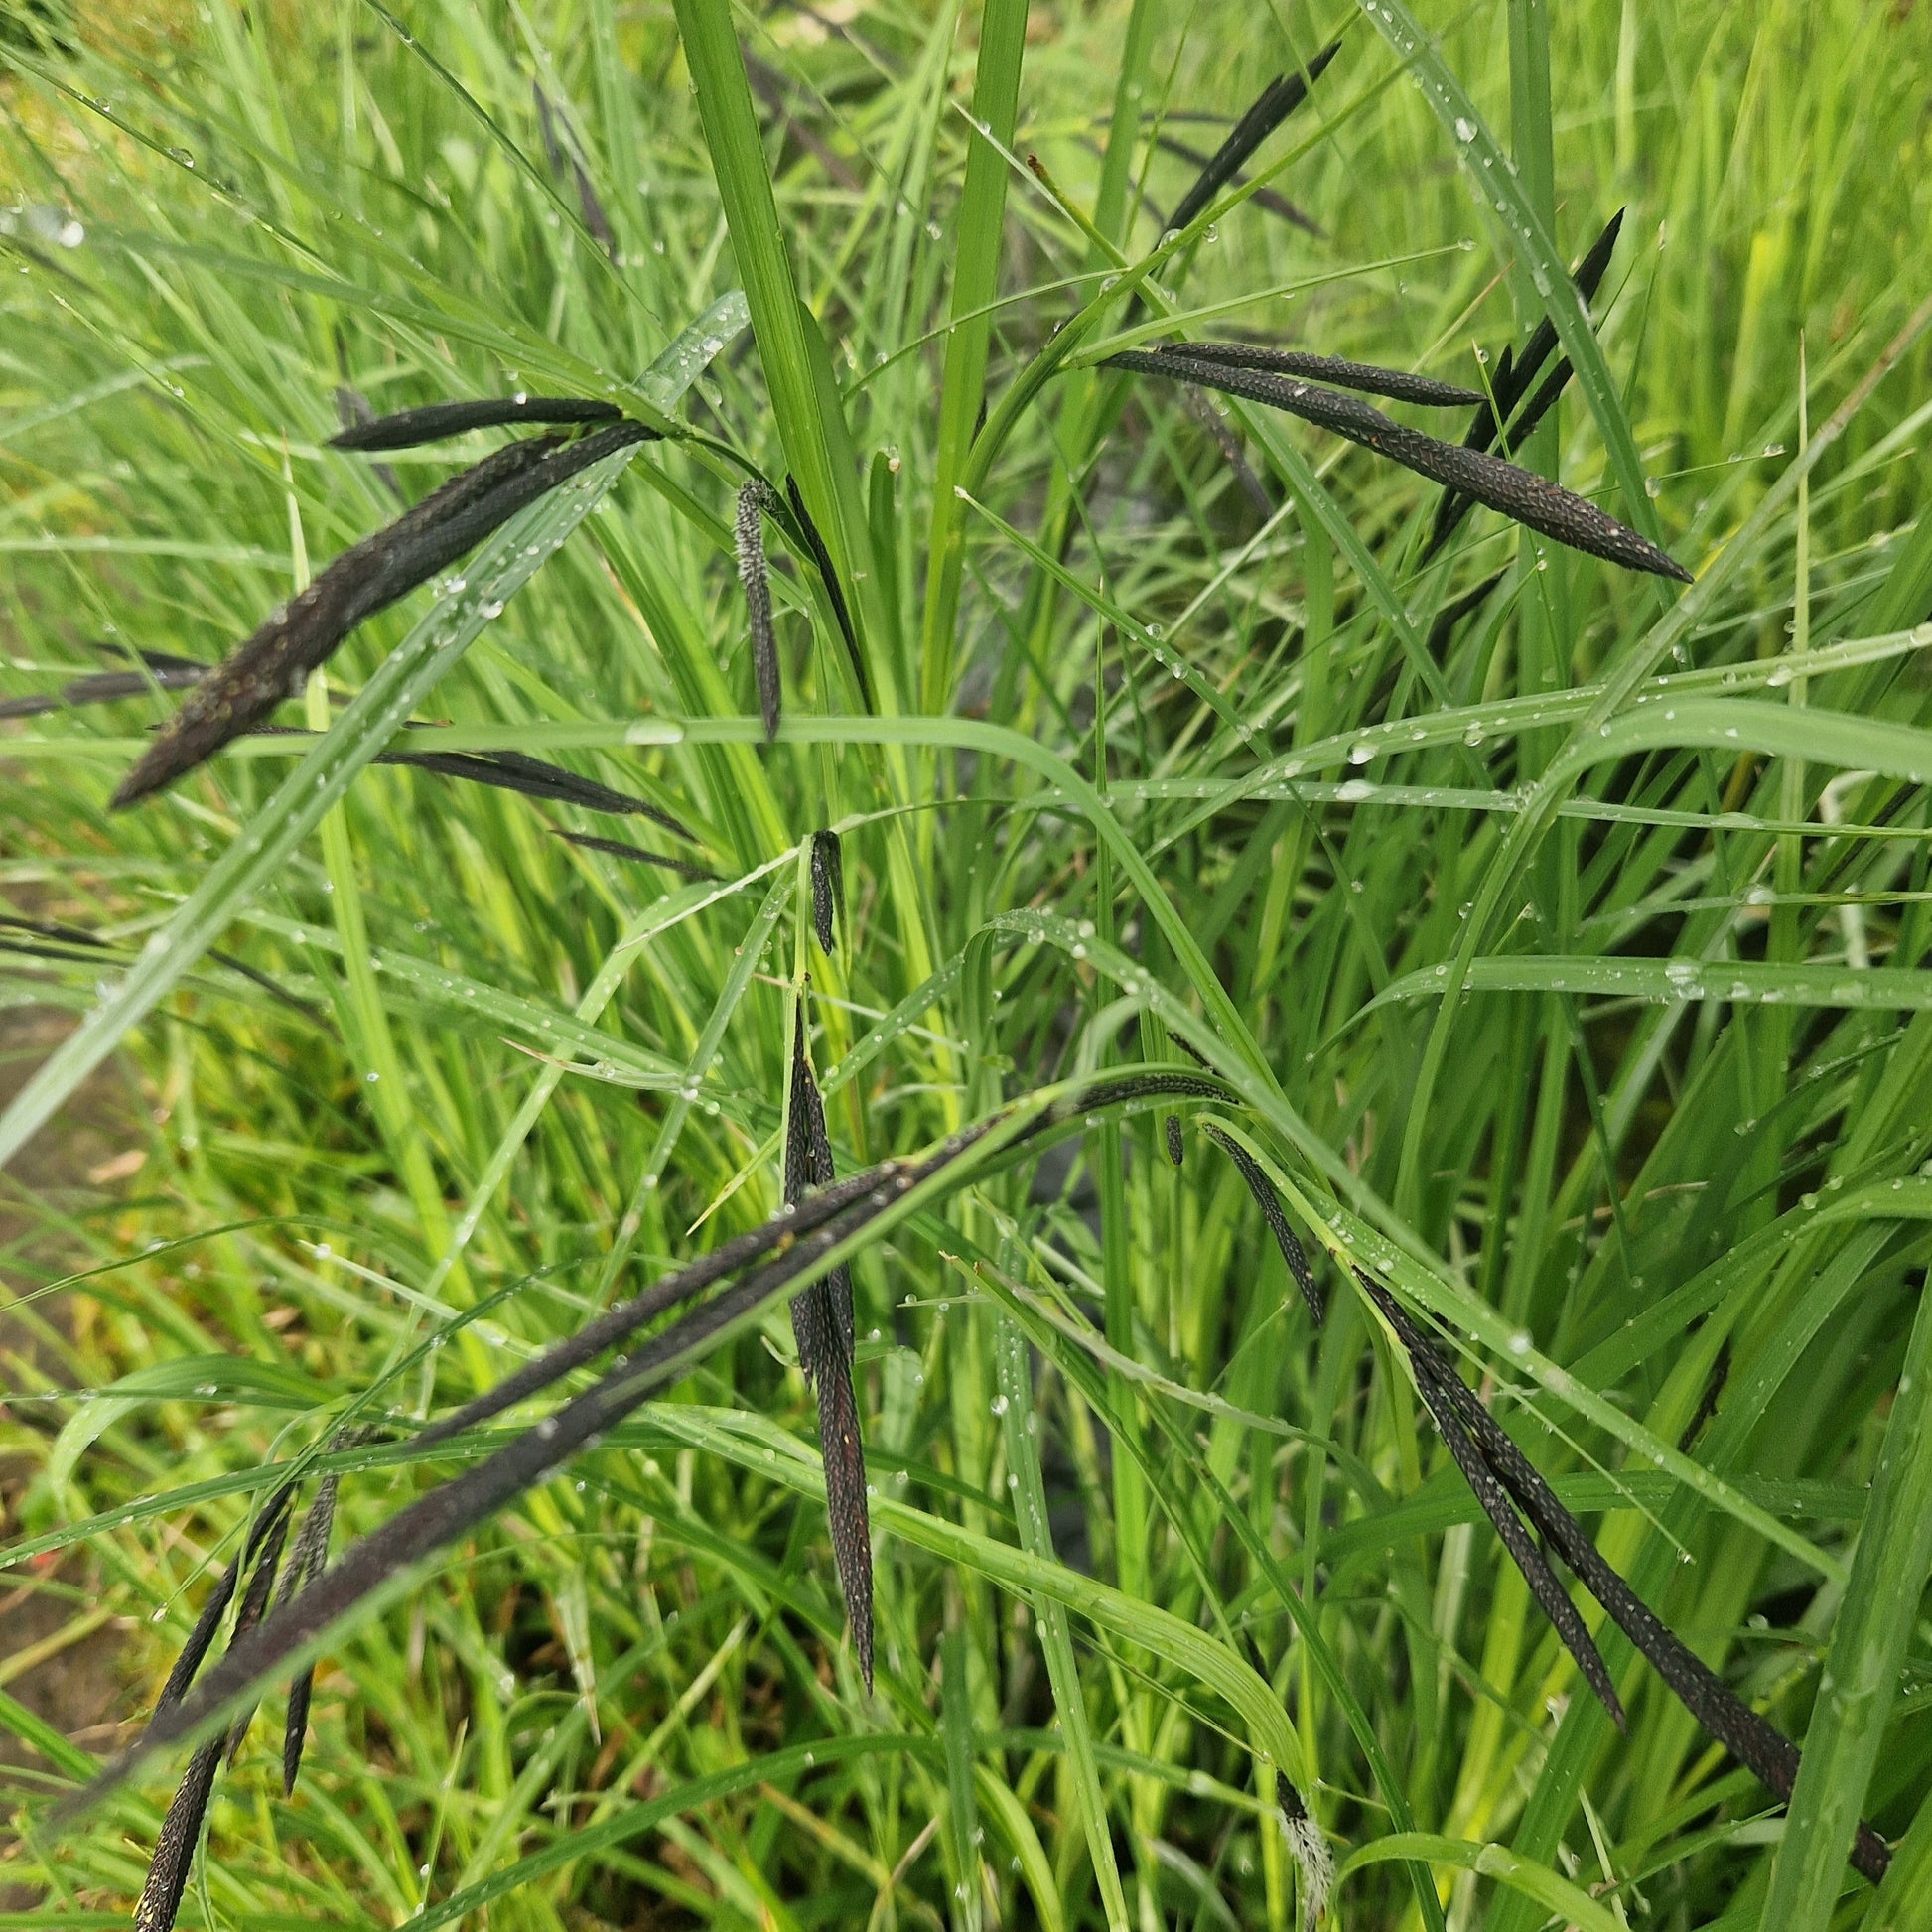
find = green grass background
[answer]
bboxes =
[5,0,1932,1927]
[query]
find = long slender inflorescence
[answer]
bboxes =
[1104,346,1689,580]
[784,994,873,1687]
[112,414,660,807]
[1422,208,1626,560]
[736,479,783,742]
[1355,1271,1891,1885]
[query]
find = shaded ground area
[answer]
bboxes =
[0,1006,140,1900]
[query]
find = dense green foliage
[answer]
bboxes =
[5,1,1932,1927]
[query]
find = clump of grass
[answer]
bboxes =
[4,3,1932,1930]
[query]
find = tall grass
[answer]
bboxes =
[4,2,1932,1928]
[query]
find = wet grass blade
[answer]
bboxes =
[1174,342,1481,408]
[1166,42,1342,237]
[1762,1287,1932,1925]
[736,480,781,743]
[328,396,627,451]
[783,995,871,1686]
[1105,347,1689,580]
[112,421,660,806]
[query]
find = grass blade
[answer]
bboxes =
[1759,1284,1932,1922]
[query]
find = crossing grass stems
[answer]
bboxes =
[4,3,1932,1930]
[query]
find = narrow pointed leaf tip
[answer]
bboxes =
[328,395,631,451]
[1107,347,1690,581]
[110,419,658,807]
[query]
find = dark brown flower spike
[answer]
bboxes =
[1166,41,1342,239]
[1105,347,1690,581]
[1422,208,1625,561]
[808,829,843,954]
[220,1502,293,1767]
[136,1490,295,1932]
[112,420,659,807]
[155,1484,297,1715]
[1173,343,1480,408]
[327,395,626,452]
[134,1742,220,1932]
[782,475,872,710]
[0,646,207,720]
[1356,1270,1891,1884]
[1466,208,1624,459]
[785,993,872,1687]
[1198,1122,1323,1322]
[1151,133,1317,235]
[379,747,698,840]
[532,83,616,257]
[1361,1277,1624,1724]
[555,830,720,882]
[1164,1115,1185,1167]
[276,1472,342,1797]
[243,727,701,845]
[1178,385,1273,517]
[736,480,782,742]
[73,1071,1230,1827]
